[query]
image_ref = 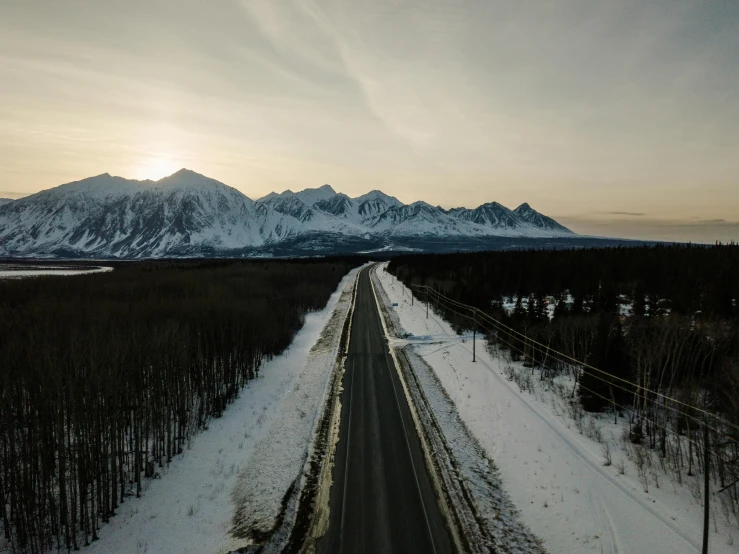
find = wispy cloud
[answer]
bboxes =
[0,0,738,243]
[598,211,646,216]
[559,215,739,243]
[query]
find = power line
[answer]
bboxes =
[464,308,735,447]
[468,306,724,434]
[411,283,739,439]
[398,274,734,550]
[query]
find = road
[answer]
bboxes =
[316,265,453,554]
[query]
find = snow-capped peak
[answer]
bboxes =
[0,171,575,258]
[256,184,337,209]
[354,189,402,207]
[514,202,534,215]
[293,184,337,206]
[513,202,571,233]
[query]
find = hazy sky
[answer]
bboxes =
[1,0,738,242]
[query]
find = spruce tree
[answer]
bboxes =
[579,314,631,412]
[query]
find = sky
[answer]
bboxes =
[0,0,738,242]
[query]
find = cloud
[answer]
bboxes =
[0,191,27,199]
[558,215,739,243]
[1,0,738,229]
[598,211,646,216]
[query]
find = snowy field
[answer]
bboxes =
[376,263,737,554]
[0,264,112,279]
[83,265,362,554]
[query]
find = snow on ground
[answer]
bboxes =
[86,266,362,554]
[372,269,545,554]
[0,265,113,279]
[230,264,359,544]
[376,263,738,554]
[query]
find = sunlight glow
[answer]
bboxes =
[134,157,180,181]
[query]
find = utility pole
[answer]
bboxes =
[472,309,476,362]
[426,288,429,319]
[703,415,710,554]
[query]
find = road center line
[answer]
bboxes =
[369,266,438,554]
[339,357,354,541]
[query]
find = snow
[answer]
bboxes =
[230,264,361,543]
[371,269,545,553]
[0,170,272,256]
[353,189,402,207]
[376,263,738,554]
[0,170,574,257]
[0,265,113,279]
[84,265,363,554]
[261,184,337,208]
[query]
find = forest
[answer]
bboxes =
[388,244,739,521]
[0,258,360,553]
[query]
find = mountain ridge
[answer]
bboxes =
[0,169,574,258]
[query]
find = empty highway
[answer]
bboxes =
[316,265,453,554]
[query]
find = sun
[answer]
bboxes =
[134,157,180,181]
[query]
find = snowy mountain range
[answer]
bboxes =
[0,169,574,258]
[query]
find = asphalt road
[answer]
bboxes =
[316,265,453,554]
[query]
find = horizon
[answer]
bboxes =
[1,166,734,244]
[1,1,738,243]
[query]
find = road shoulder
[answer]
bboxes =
[371,265,547,554]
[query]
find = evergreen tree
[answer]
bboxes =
[534,291,549,322]
[632,281,646,317]
[579,314,631,412]
[526,293,538,323]
[512,294,526,323]
[553,291,569,319]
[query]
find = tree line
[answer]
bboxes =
[389,245,739,521]
[0,258,360,552]
[388,245,738,406]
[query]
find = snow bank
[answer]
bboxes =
[230,265,359,544]
[0,265,113,279]
[376,263,738,554]
[85,266,362,554]
[372,269,544,554]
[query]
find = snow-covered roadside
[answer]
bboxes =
[86,265,363,554]
[376,263,738,554]
[230,263,360,549]
[371,267,545,554]
[0,265,113,278]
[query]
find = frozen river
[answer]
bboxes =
[0,264,113,279]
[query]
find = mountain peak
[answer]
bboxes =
[513,202,572,233]
[157,168,231,191]
[169,168,200,178]
[290,184,337,206]
[0,171,575,258]
[354,189,402,207]
[162,168,215,182]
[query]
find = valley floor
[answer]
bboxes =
[375,263,738,554]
